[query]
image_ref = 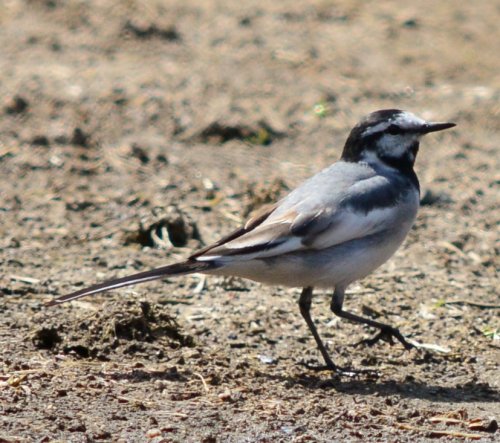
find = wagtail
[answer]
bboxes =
[47,109,456,373]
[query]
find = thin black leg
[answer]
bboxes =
[298,287,340,372]
[297,287,380,376]
[330,289,414,350]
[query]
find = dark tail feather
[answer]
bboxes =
[46,260,217,306]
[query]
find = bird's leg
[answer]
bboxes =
[330,289,414,350]
[298,288,380,377]
[298,287,341,372]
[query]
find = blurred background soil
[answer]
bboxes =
[0,0,498,441]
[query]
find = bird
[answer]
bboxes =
[47,109,455,374]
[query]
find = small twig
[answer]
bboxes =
[193,372,209,394]
[396,423,482,440]
[193,274,206,294]
[438,241,468,258]
[9,275,40,285]
[443,300,500,309]
[156,411,189,418]
[428,417,464,425]
[406,338,451,353]
[0,368,47,376]
[116,395,157,408]
[220,209,242,224]
[159,299,193,305]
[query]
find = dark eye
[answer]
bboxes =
[387,124,401,135]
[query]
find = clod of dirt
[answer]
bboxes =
[71,127,91,147]
[195,120,284,145]
[420,189,453,206]
[32,301,194,360]
[243,178,289,217]
[130,143,150,164]
[4,95,29,115]
[32,327,62,349]
[123,20,181,41]
[125,205,201,249]
[402,18,419,29]
[31,135,50,147]
[468,418,498,433]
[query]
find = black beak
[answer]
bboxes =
[420,122,456,134]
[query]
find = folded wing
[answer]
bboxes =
[195,173,404,262]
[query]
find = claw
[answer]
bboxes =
[356,326,414,350]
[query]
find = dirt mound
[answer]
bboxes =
[32,301,194,360]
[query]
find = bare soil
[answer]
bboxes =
[0,1,499,442]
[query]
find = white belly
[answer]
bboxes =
[208,223,413,290]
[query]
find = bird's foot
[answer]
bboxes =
[356,325,414,350]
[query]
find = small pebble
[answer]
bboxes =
[258,354,276,364]
[218,389,232,401]
[146,428,162,438]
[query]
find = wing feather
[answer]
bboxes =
[195,170,409,262]
[190,203,278,259]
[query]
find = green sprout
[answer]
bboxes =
[482,327,499,340]
[313,102,329,118]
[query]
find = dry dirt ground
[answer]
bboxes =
[0,1,499,442]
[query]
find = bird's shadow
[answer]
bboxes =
[102,366,499,404]
[263,372,500,403]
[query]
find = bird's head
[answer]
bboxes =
[341,109,455,170]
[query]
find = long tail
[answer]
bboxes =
[46,260,217,306]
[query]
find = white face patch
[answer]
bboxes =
[391,111,426,128]
[361,111,425,160]
[362,121,391,137]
